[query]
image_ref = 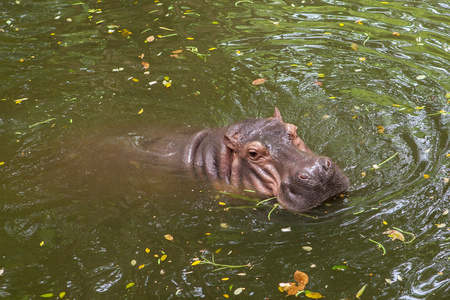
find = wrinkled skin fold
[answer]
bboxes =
[167,108,350,213]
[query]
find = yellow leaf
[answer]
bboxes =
[219,202,226,206]
[359,57,366,61]
[0,162,4,166]
[145,248,150,253]
[215,248,222,253]
[423,174,429,179]
[187,37,194,40]
[307,62,313,66]
[223,294,229,298]
[351,43,359,51]
[126,282,135,289]
[132,78,139,82]
[339,23,344,26]
[191,260,201,266]
[40,241,44,246]
[164,234,174,241]
[356,284,367,299]
[209,47,217,50]
[161,254,167,261]
[383,220,388,225]
[59,292,66,298]
[306,291,324,299]
[205,232,211,235]
[318,73,325,78]
[138,108,144,114]
[221,277,229,281]
[138,264,145,269]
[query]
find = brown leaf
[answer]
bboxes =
[294,270,309,287]
[172,49,183,54]
[252,78,267,85]
[314,81,322,86]
[170,54,179,58]
[146,35,155,42]
[377,125,385,134]
[286,285,303,296]
[383,229,405,242]
[141,62,150,70]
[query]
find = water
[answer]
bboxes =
[1,0,449,298]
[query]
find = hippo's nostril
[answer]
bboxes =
[319,157,332,170]
[298,173,308,180]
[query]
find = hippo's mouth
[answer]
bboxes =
[276,172,350,213]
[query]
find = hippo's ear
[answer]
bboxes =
[273,107,283,122]
[224,133,239,151]
[223,126,240,151]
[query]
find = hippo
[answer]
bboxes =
[137,108,349,212]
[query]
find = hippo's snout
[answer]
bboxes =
[278,156,349,212]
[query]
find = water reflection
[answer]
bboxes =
[0,0,449,298]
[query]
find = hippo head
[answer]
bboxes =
[222,108,349,212]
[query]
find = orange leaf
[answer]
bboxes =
[294,270,309,287]
[252,78,267,85]
[146,35,155,42]
[141,62,150,70]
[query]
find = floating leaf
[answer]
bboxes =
[0,269,4,276]
[436,223,446,228]
[131,259,137,266]
[138,108,144,114]
[252,78,267,85]
[40,294,54,298]
[383,229,405,242]
[356,284,367,299]
[161,254,167,261]
[392,32,400,36]
[145,248,150,253]
[141,62,149,70]
[220,223,229,229]
[59,292,66,298]
[377,126,385,133]
[279,270,309,296]
[219,202,226,206]
[294,270,309,287]
[423,174,429,179]
[281,227,291,232]
[138,264,145,269]
[332,265,348,271]
[305,291,324,299]
[351,43,359,51]
[302,246,312,252]
[164,234,174,241]
[416,75,426,80]
[234,287,244,295]
[126,282,135,289]
[121,29,132,37]
[146,35,155,42]
[172,49,183,54]
[222,277,229,281]
[40,241,44,247]
[191,260,201,266]
[385,278,392,284]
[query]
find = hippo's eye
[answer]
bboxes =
[248,149,260,160]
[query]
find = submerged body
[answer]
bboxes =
[133,108,349,212]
